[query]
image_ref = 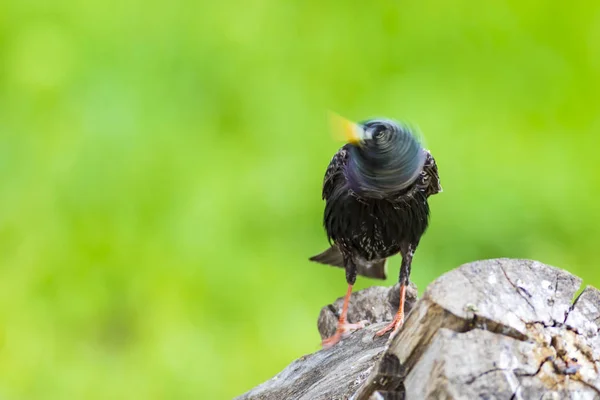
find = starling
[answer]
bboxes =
[310,114,442,348]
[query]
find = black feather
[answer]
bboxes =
[309,118,441,285]
[309,246,388,280]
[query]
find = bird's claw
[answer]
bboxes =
[375,313,404,338]
[321,320,368,349]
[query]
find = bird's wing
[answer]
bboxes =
[422,150,442,196]
[388,149,441,202]
[322,145,349,200]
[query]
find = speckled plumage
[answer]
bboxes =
[324,145,439,264]
[310,117,441,345]
[311,128,441,283]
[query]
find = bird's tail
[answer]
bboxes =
[309,246,388,280]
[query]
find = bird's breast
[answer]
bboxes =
[324,190,430,261]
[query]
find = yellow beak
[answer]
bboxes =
[328,112,363,144]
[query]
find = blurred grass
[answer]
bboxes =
[1,0,600,398]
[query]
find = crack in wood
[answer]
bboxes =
[500,263,537,313]
[464,367,509,385]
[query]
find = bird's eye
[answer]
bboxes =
[372,126,388,140]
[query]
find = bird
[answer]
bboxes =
[309,113,442,348]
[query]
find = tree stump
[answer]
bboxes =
[236,259,600,399]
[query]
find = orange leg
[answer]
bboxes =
[321,284,366,348]
[375,284,406,338]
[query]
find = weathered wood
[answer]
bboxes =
[318,283,418,340]
[236,259,600,400]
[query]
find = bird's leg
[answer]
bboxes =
[322,260,366,348]
[376,244,414,338]
[375,284,406,338]
[321,284,366,348]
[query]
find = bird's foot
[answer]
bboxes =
[321,320,367,349]
[375,311,404,338]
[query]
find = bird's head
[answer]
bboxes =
[330,113,426,198]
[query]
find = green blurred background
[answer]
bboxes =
[1,1,599,398]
